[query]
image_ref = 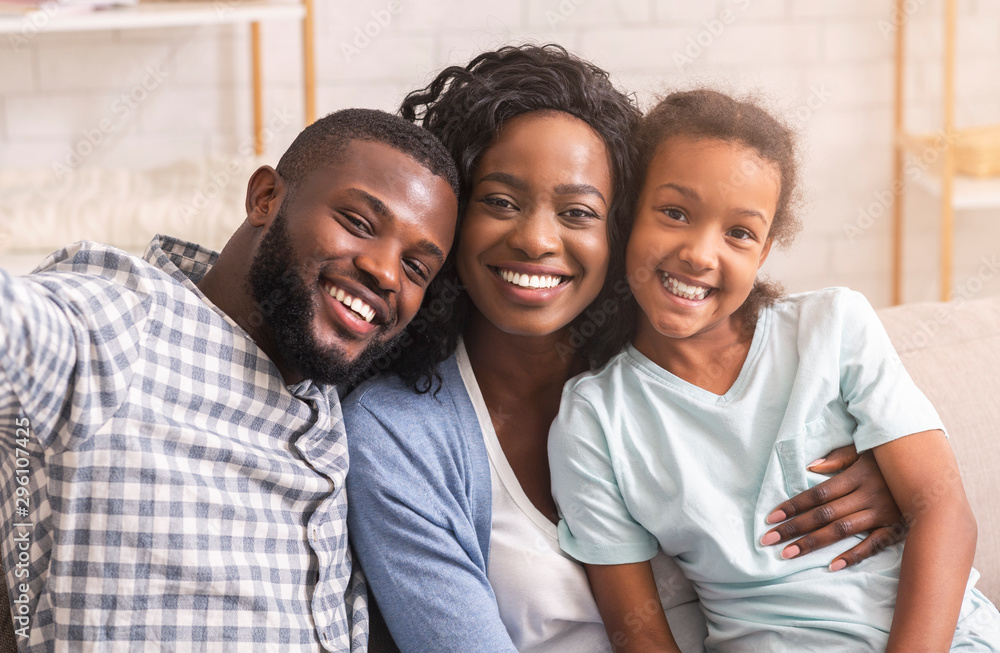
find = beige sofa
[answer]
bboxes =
[877,292,1000,604]
[0,293,998,647]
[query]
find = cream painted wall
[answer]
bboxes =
[1,0,999,304]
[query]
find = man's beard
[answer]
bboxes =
[247,209,397,387]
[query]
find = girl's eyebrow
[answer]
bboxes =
[734,208,769,226]
[656,182,700,201]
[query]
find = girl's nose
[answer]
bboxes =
[678,229,719,271]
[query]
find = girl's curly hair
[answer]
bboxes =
[365,44,641,392]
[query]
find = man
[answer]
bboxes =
[0,109,459,651]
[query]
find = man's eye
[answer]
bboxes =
[344,214,371,235]
[405,259,429,282]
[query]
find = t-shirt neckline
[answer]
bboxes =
[456,339,559,538]
[625,308,771,405]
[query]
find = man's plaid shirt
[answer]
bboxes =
[0,236,367,651]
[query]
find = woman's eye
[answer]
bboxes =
[662,208,687,223]
[481,196,517,210]
[563,207,599,220]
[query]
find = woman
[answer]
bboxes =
[344,44,905,652]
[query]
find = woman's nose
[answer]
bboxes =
[505,210,561,259]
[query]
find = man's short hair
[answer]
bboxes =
[275,108,460,198]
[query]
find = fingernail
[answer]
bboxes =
[765,510,786,524]
[806,458,826,469]
[760,531,781,546]
[829,559,847,572]
[781,545,800,559]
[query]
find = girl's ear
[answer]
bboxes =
[757,237,774,269]
[245,165,286,228]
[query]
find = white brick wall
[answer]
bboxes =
[1,0,999,305]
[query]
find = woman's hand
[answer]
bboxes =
[760,445,907,569]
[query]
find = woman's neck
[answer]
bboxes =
[632,314,754,396]
[462,309,588,524]
[462,309,587,401]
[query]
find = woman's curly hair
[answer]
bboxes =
[364,43,642,392]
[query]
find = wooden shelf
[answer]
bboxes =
[0,1,303,34]
[0,0,316,153]
[892,0,979,303]
[912,171,1000,211]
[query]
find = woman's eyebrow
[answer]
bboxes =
[478,171,528,191]
[554,183,607,206]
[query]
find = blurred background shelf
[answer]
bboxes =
[891,0,1000,303]
[0,1,304,33]
[0,0,316,154]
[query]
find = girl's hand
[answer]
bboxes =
[760,445,906,569]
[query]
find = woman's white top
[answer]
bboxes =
[456,342,708,652]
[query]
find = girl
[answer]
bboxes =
[549,89,1000,652]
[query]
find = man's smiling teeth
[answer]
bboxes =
[325,283,375,322]
[661,273,710,301]
[498,268,563,289]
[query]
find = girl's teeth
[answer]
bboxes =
[498,269,563,289]
[325,284,375,322]
[661,273,709,301]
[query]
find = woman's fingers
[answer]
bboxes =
[827,524,908,570]
[763,507,905,561]
[762,496,866,547]
[765,464,863,525]
[805,444,860,474]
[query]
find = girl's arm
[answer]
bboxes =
[871,429,977,653]
[762,445,906,568]
[585,561,680,653]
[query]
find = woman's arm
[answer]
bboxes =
[761,444,907,568]
[345,400,518,653]
[585,561,680,653]
[872,429,976,653]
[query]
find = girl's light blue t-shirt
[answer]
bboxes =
[549,287,998,651]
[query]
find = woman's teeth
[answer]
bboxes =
[498,268,563,289]
[661,273,710,301]
[325,283,375,322]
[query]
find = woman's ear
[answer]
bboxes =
[758,237,774,269]
[245,165,286,228]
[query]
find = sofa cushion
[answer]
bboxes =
[878,294,1000,604]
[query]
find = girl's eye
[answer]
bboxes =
[662,208,688,223]
[728,227,755,241]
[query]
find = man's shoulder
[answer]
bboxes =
[30,240,177,293]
